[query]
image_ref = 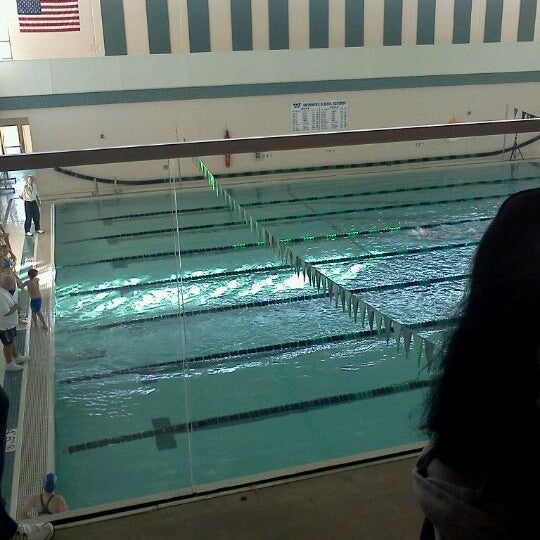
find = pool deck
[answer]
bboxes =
[1,178,426,539]
[53,454,425,540]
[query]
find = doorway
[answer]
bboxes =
[0,119,33,155]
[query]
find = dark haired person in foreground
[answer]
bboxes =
[413,188,540,539]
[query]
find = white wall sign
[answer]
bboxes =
[291,100,348,133]
[5,429,16,452]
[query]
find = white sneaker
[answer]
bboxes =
[12,521,54,540]
[25,232,33,237]
[36,230,45,234]
[15,355,31,364]
[5,362,23,372]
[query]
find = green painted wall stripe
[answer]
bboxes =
[345,0,364,47]
[100,0,127,56]
[187,0,211,53]
[517,0,537,42]
[146,0,171,54]
[383,0,403,46]
[484,0,504,43]
[268,0,289,50]
[3,71,540,111]
[310,0,329,49]
[416,0,436,45]
[453,0,472,44]
[231,0,253,51]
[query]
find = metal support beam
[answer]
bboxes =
[1,119,539,172]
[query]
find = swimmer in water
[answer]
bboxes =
[410,227,438,239]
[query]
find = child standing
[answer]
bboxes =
[19,268,48,331]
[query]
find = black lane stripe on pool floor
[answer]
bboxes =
[56,216,490,268]
[58,172,540,226]
[59,189,507,243]
[65,274,468,332]
[66,378,434,454]
[59,317,454,386]
[60,241,478,297]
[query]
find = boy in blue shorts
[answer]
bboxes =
[19,268,48,331]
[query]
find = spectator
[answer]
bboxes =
[0,275,30,372]
[0,225,15,262]
[0,385,54,539]
[413,188,540,539]
[19,176,44,237]
[0,246,15,276]
[20,473,68,519]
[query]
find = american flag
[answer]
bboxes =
[17,0,80,33]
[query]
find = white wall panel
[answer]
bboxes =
[535,0,540,41]
[402,0,419,45]
[252,0,270,50]
[470,0,487,43]
[364,0,384,46]
[123,0,149,55]
[435,0,455,44]
[169,0,190,53]
[289,0,309,49]
[501,0,520,42]
[329,0,346,49]
[209,0,232,51]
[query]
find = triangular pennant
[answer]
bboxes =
[352,297,359,322]
[393,322,402,349]
[375,311,383,334]
[367,306,375,330]
[359,300,367,326]
[383,315,392,343]
[346,291,352,316]
[328,281,333,301]
[403,328,413,357]
[316,272,321,291]
[424,340,435,372]
[341,290,346,311]
[414,334,424,366]
[513,107,519,118]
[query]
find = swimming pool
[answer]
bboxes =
[53,159,540,509]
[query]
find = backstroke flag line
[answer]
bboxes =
[16,0,80,33]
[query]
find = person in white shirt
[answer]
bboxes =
[20,175,44,237]
[0,275,30,372]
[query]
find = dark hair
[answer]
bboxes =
[422,187,540,523]
[28,268,38,278]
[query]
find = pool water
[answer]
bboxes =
[53,160,540,509]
